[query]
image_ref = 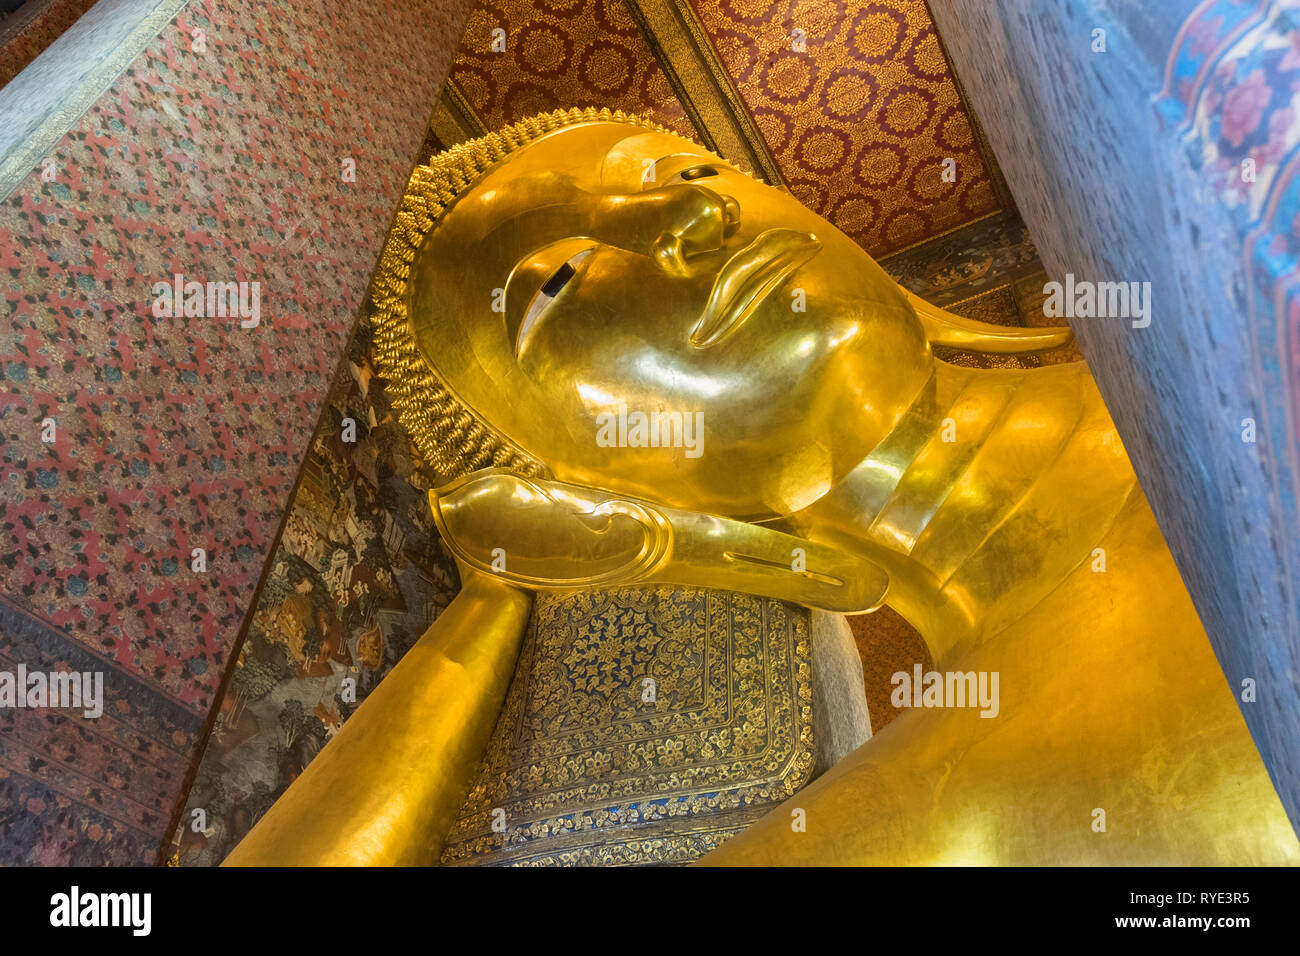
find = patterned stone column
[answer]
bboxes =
[0,0,473,864]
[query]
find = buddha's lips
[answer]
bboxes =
[690,228,821,349]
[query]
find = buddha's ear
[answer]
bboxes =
[900,286,1074,355]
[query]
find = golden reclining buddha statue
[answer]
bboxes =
[224,108,1299,866]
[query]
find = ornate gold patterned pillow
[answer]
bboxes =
[441,586,814,865]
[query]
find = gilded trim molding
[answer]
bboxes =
[429,78,486,147]
[623,0,784,186]
[0,0,191,202]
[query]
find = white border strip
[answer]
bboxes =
[0,0,190,201]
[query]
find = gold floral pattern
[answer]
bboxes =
[688,0,999,254]
[441,587,814,865]
[448,0,692,135]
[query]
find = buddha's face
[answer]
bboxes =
[410,121,932,517]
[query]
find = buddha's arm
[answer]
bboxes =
[221,469,892,866]
[701,490,1300,865]
[222,566,532,866]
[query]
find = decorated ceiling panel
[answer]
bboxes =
[447,0,693,133]
[687,0,997,253]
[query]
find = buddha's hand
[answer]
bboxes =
[430,468,889,614]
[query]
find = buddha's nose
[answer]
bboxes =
[593,184,741,275]
[721,195,742,233]
[654,186,744,276]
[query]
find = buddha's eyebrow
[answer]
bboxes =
[599,147,719,187]
[644,152,718,175]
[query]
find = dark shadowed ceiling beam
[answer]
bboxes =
[431,79,487,147]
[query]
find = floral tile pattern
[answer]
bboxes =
[0,0,471,864]
[449,0,692,135]
[689,0,998,255]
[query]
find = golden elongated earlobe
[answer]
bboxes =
[901,287,1074,355]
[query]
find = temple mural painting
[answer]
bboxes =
[171,322,460,866]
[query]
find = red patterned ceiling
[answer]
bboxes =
[449,0,692,133]
[689,0,997,253]
[446,0,1000,256]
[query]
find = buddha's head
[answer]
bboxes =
[375,110,1033,518]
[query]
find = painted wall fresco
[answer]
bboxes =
[0,0,471,864]
[173,318,459,866]
[879,210,1041,306]
[0,597,202,865]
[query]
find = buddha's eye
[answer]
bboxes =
[513,247,593,357]
[679,165,719,181]
[540,261,576,297]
